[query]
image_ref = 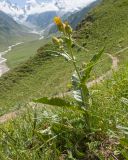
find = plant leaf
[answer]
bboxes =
[45,50,72,61]
[71,72,82,103]
[59,52,72,61]
[71,72,90,107]
[81,48,104,83]
[33,97,72,107]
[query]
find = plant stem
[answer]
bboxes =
[68,37,87,108]
[70,48,81,79]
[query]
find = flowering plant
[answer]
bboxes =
[34,17,104,110]
[52,17,104,108]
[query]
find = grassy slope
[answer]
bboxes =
[0,11,40,51]
[75,0,128,55]
[0,0,128,115]
[0,64,127,159]
[0,32,39,52]
[4,38,49,69]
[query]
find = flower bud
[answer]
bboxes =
[52,37,64,47]
[52,36,60,45]
[65,22,72,35]
[59,38,63,44]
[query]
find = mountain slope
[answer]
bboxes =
[48,0,101,34]
[0,11,25,34]
[0,0,128,115]
[0,11,38,49]
[0,11,23,47]
[0,0,97,23]
[26,11,57,29]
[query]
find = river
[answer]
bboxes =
[0,28,46,77]
[0,42,24,77]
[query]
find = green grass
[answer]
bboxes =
[0,64,128,159]
[4,38,49,69]
[0,32,39,52]
[0,45,111,115]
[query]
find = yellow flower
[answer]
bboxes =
[54,17,62,26]
[54,17,66,32]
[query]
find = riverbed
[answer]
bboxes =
[0,42,24,77]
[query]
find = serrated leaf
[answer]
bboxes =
[33,97,72,107]
[81,48,104,83]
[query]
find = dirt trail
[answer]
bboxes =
[0,53,121,124]
[0,111,20,124]
[87,54,119,88]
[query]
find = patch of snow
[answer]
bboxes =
[0,0,97,22]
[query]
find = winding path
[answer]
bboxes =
[87,54,119,88]
[0,53,120,124]
[0,111,20,124]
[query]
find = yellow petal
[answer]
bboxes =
[54,17,62,26]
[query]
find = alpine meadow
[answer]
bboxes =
[0,0,128,159]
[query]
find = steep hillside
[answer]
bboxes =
[25,1,100,34]
[3,0,101,68]
[0,11,38,50]
[0,0,97,23]
[26,11,57,29]
[0,0,128,114]
[48,0,101,34]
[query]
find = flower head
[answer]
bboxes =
[54,17,62,26]
[54,18,73,35]
[54,17,66,32]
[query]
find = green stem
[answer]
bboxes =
[68,36,81,80]
[70,48,81,79]
[68,36,88,108]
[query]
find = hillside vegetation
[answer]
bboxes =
[0,0,128,159]
[0,11,39,51]
[4,38,49,69]
[0,0,128,114]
